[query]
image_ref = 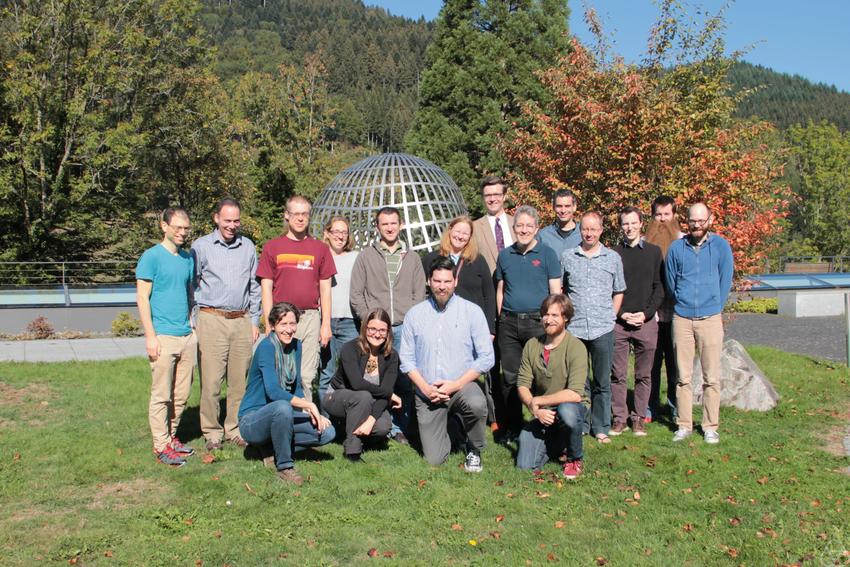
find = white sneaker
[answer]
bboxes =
[672,429,692,442]
[463,451,482,473]
[704,430,720,444]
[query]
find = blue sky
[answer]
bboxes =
[367,1,850,93]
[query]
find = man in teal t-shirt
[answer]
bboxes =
[136,207,196,467]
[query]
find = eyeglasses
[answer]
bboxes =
[483,192,505,199]
[687,218,709,226]
[328,230,349,236]
[287,211,310,218]
[366,327,388,336]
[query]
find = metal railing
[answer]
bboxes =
[0,261,137,287]
[763,256,850,274]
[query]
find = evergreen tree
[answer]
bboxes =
[404,0,571,212]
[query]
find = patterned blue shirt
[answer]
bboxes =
[399,295,494,388]
[561,244,626,340]
[191,230,261,326]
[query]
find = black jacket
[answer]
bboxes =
[330,339,398,418]
[422,251,497,334]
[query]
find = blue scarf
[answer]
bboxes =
[269,332,297,391]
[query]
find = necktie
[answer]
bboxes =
[495,217,505,252]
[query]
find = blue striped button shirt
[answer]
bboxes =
[399,294,494,388]
[191,230,261,326]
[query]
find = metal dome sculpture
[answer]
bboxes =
[310,153,468,253]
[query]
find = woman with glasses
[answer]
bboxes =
[238,302,336,485]
[318,216,360,410]
[322,308,401,462]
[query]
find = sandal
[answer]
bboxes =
[595,433,611,444]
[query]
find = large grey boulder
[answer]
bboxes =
[692,339,780,411]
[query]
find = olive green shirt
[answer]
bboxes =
[517,332,588,403]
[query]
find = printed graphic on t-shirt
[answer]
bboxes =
[275,253,315,271]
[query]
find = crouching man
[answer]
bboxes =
[516,294,588,479]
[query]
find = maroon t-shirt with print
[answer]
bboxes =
[257,235,337,310]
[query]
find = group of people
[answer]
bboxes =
[136,176,733,484]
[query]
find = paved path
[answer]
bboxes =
[724,313,847,363]
[0,314,845,364]
[0,337,145,362]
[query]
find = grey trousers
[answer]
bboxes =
[415,382,487,465]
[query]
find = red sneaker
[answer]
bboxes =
[562,458,584,480]
[170,437,195,456]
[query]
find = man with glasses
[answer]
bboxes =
[561,211,626,444]
[191,197,261,451]
[665,202,734,445]
[495,206,563,441]
[258,195,336,400]
[473,176,516,274]
[136,207,197,467]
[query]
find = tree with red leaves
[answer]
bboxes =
[501,2,789,277]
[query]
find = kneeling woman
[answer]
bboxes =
[238,302,335,484]
[516,294,589,480]
[323,308,400,461]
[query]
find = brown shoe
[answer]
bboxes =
[227,436,248,448]
[609,422,629,436]
[277,468,304,486]
[632,420,647,437]
[205,439,223,451]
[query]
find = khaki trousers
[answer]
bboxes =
[294,308,321,398]
[673,314,723,432]
[197,311,252,443]
[149,333,197,452]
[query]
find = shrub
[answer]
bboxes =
[111,312,142,337]
[726,297,778,314]
[25,316,55,339]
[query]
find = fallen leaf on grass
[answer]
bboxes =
[194,561,202,567]
[633,491,641,501]
[211,475,220,481]
[13,453,20,461]
[554,521,565,529]
[506,493,514,498]
[116,448,123,456]
[757,528,777,539]
[726,547,739,558]
[547,552,557,561]
[201,453,216,464]
[729,517,742,526]
[104,551,113,557]
[451,524,463,531]
[494,480,504,486]
[495,515,505,523]
[383,551,396,558]
[417,479,427,489]
[686,469,696,475]
[682,523,694,533]
[682,488,692,494]
[535,491,550,499]
[489,531,501,539]
[725,495,737,504]
[595,557,608,565]
[214,531,222,539]
[756,476,769,485]
[643,456,656,468]
[367,548,378,558]
[810,499,821,507]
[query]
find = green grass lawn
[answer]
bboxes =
[1,346,848,565]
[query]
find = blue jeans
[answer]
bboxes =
[580,331,614,436]
[238,401,336,470]
[516,402,585,469]
[318,317,359,413]
[390,323,412,437]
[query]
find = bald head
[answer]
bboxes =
[689,202,710,219]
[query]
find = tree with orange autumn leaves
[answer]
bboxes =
[501,4,790,277]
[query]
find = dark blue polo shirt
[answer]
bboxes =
[494,241,562,313]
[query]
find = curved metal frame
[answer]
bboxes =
[310,153,468,252]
